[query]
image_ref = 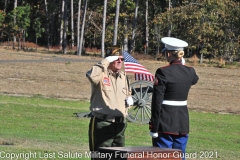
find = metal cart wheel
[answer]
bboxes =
[126,80,153,124]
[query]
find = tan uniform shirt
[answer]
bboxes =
[86,59,131,117]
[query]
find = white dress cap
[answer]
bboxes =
[161,37,188,51]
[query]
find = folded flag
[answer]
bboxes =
[123,51,154,81]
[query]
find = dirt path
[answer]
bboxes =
[0,48,239,114]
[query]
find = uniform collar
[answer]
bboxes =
[170,59,182,65]
[108,69,122,78]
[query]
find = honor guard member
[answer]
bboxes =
[86,46,133,160]
[149,37,199,160]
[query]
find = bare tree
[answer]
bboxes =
[144,0,149,55]
[101,0,107,58]
[123,0,128,52]
[78,0,88,56]
[50,0,56,48]
[3,0,8,43]
[4,0,8,12]
[168,0,172,37]
[44,0,50,51]
[63,0,68,54]
[77,0,82,53]
[129,0,139,54]
[70,0,74,48]
[13,0,17,48]
[112,0,120,46]
[59,0,64,49]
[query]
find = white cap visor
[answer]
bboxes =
[161,37,188,51]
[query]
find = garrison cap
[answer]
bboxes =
[105,45,122,57]
[161,37,188,51]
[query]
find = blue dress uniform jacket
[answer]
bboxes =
[151,60,199,135]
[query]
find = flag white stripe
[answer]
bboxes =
[124,66,149,71]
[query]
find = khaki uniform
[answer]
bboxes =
[86,59,131,117]
[86,58,131,157]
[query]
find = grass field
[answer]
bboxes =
[0,95,239,160]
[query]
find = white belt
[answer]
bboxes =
[162,100,187,106]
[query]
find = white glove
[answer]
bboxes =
[126,96,134,106]
[149,132,158,138]
[105,56,119,63]
[181,57,185,65]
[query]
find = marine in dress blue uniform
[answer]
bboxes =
[149,37,199,160]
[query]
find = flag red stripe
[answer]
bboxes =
[125,70,153,75]
[124,62,145,67]
[135,73,154,81]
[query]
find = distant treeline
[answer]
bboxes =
[0,0,240,61]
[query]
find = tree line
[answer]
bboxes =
[0,0,240,62]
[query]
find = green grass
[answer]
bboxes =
[0,95,239,160]
[187,112,240,159]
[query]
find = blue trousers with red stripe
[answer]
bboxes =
[152,133,188,160]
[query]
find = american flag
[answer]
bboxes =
[123,51,154,81]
